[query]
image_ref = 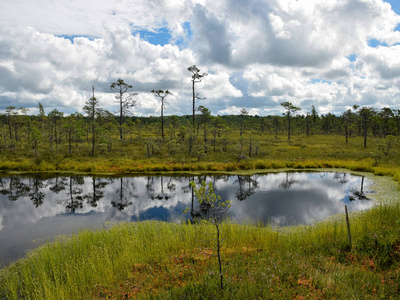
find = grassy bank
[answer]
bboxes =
[2,134,400,183]
[0,175,399,299]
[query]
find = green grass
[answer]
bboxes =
[1,175,399,299]
[1,134,400,182]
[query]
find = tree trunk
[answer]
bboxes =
[120,90,123,140]
[69,129,72,156]
[54,120,57,146]
[216,222,224,290]
[192,81,195,131]
[363,116,367,148]
[161,101,164,139]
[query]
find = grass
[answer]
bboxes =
[0,175,399,299]
[0,134,398,173]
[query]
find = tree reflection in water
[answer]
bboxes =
[0,172,373,221]
[49,176,68,194]
[146,176,156,200]
[56,176,84,213]
[84,176,108,207]
[278,173,298,190]
[332,172,369,201]
[333,172,348,184]
[6,176,30,201]
[111,177,135,211]
[235,175,259,200]
[0,172,377,268]
[28,177,45,207]
[349,176,369,201]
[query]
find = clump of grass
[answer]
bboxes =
[271,160,286,169]
[253,160,269,169]
[225,163,238,171]
[171,164,184,171]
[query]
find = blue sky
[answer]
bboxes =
[133,22,193,47]
[384,0,400,13]
[0,0,400,117]
[134,29,172,46]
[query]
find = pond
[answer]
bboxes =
[0,171,374,266]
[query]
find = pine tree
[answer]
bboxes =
[83,86,100,156]
[110,79,137,140]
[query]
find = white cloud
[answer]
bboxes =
[0,0,400,116]
[359,45,400,79]
[190,4,232,64]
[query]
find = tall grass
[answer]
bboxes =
[0,221,198,299]
[1,134,400,176]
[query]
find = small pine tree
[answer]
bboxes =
[184,180,232,290]
[83,86,100,156]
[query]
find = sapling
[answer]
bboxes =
[184,180,232,290]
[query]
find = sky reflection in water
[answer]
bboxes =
[0,172,373,266]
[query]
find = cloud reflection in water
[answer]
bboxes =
[0,172,373,266]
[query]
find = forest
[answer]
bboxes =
[1,83,400,175]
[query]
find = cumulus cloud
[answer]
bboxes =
[190,4,232,64]
[0,0,400,116]
[358,45,400,80]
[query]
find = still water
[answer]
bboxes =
[0,172,373,266]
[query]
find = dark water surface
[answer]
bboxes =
[0,172,373,266]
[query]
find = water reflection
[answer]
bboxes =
[29,178,45,208]
[111,178,134,211]
[235,175,259,200]
[349,176,368,201]
[0,172,374,266]
[279,173,298,190]
[85,177,108,208]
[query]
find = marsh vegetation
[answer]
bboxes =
[1,101,400,298]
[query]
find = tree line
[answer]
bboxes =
[1,66,400,159]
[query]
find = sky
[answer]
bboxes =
[0,0,400,117]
